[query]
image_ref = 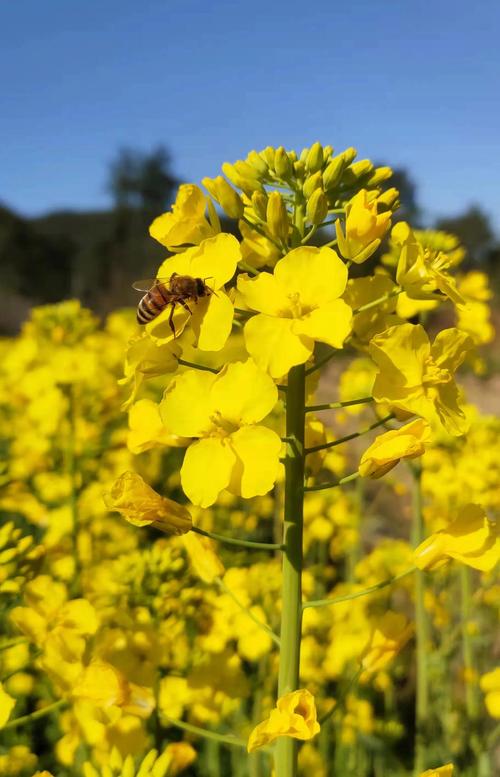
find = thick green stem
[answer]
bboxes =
[275,365,306,777]
[411,464,429,776]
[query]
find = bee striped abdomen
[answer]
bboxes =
[136,287,166,324]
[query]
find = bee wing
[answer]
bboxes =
[132,278,170,292]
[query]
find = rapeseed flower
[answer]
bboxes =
[147,233,241,351]
[238,246,352,378]
[360,612,413,674]
[369,323,473,435]
[336,189,391,264]
[149,184,218,250]
[247,689,320,752]
[160,360,281,506]
[480,668,500,718]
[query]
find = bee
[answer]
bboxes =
[133,273,213,336]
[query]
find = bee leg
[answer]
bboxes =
[179,300,192,315]
[168,303,177,338]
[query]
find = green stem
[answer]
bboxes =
[305,413,395,455]
[305,396,373,413]
[460,565,479,720]
[162,716,248,749]
[305,348,335,376]
[411,464,429,776]
[192,525,284,552]
[303,568,416,609]
[300,225,317,244]
[0,638,27,652]
[319,667,363,725]
[177,358,219,373]
[275,364,306,777]
[3,699,67,730]
[237,260,260,277]
[216,578,281,647]
[304,471,360,492]
[353,288,401,315]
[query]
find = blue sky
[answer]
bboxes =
[1,0,499,228]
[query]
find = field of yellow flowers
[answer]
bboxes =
[0,143,499,777]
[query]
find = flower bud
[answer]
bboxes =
[104,472,192,535]
[306,189,328,225]
[377,187,400,210]
[266,191,289,242]
[305,142,324,173]
[323,155,346,191]
[293,160,306,179]
[274,146,293,179]
[259,146,276,167]
[341,147,358,166]
[343,159,374,186]
[323,144,334,158]
[222,162,262,196]
[251,190,268,221]
[302,171,323,198]
[202,176,244,219]
[367,166,393,186]
[246,150,269,175]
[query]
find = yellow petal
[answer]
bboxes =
[160,370,216,437]
[182,533,225,583]
[293,300,353,349]
[188,233,241,289]
[244,315,313,379]
[212,360,278,425]
[237,272,291,316]
[190,291,234,351]
[181,438,235,507]
[229,426,282,498]
[274,246,348,307]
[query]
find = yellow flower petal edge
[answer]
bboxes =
[104,472,192,535]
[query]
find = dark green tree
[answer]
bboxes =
[436,206,495,264]
[107,146,178,215]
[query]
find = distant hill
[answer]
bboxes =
[0,204,166,333]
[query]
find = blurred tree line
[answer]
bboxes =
[0,147,498,332]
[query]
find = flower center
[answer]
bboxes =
[208,411,237,437]
[422,358,451,387]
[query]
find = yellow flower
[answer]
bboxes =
[345,275,400,343]
[149,183,218,250]
[104,472,192,535]
[414,504,499,572]
[237,246,352,378]
[336,190,391,264]
[360,612,413,673]
[72,660,154,718]
[369,323,473,436]
[480,668,500,719]
[419,765,454,777]
[147,233,241,351]
[0,682,16,728]
[202,175,244,218]
[394,222,464,305]
[239,219,281,270]
[247,689,320,752]
[182,533,225,583]
[160,360,281,506]
[359,419,431,478]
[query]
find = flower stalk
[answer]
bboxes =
[275,364,306,777]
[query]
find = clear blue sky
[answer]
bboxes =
[1,0,499,228]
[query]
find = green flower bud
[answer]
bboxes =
[377,187,400,210]
[323,155,346,191]
[303,171,323,198]
[305,142,324,173]
[274,146,293,179]
[251,190,268,221]
[293,160,306,179]
[343,159,374,186]
[366,166,393,186]
[266,191,289,242]
[306,189,328,225]
[202,176,244,219]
